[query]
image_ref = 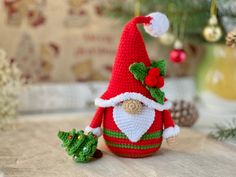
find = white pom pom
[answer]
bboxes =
[144,12,169,37]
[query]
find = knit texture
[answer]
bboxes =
[113,105,155,142]
[95,92,171,111]
[122,99,142,114]
[96,16,170,108]
[57,129,98,163]
[129,60,166,104]
[99,16,155,102]
[103,107,163,157]
[88,107,176,157]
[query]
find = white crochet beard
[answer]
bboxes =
[113,104,155,143]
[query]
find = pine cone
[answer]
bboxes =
[170,100,199,127]
[122,99,142,114]
[226,28,236,48]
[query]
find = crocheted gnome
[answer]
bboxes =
[85,12,180,158]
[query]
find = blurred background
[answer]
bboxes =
[0,0,236,139]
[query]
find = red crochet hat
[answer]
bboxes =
[95,12,171,111]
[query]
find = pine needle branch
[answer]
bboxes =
[210,118,236,141]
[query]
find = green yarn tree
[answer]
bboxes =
[58,129,102,163]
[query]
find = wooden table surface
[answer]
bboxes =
[0,116,236,177]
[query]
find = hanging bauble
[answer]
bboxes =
[169,40,186,63]
[226,28,236,48]
[203,26,222,42]
[159,32,175,46]
[203,15,222,42]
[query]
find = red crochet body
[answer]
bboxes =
[102,107,163,158]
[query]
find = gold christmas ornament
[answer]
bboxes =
[226,28,236,48]
[122,99,142,114]
[203,15,222,42]
[159,32,175,46]
[203,25,222,42]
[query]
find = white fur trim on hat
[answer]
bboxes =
[95,92,171,111]
[144,12,169,37]
[85,126,102,137]
[163,125,180,139]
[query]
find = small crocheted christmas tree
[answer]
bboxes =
[58,129,101,163]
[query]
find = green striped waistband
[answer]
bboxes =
[103,128,162,140]
[105,141,161,150]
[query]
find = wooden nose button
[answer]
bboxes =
[122,99,142,114]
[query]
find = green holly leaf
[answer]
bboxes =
[129,61,166,105]
[147,87,165,105]
[129,62,148,82]
[151,59,166,76]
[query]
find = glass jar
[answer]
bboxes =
[196,45,236,113]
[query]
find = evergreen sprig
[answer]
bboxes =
[102,0,210,43]
[210,118,236,141]
[102,0,236,43]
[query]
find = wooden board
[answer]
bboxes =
[0,116,236,177]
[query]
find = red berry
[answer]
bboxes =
[156,76,164,88]
[68,135,73,140]
[169,49,186,63]
[148,68,160,76]
[145,75,158,87]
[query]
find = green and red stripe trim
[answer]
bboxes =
[107,145,161,156]
[105,140,161,150]
[103,128,162,140]
[103,128,163,153]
